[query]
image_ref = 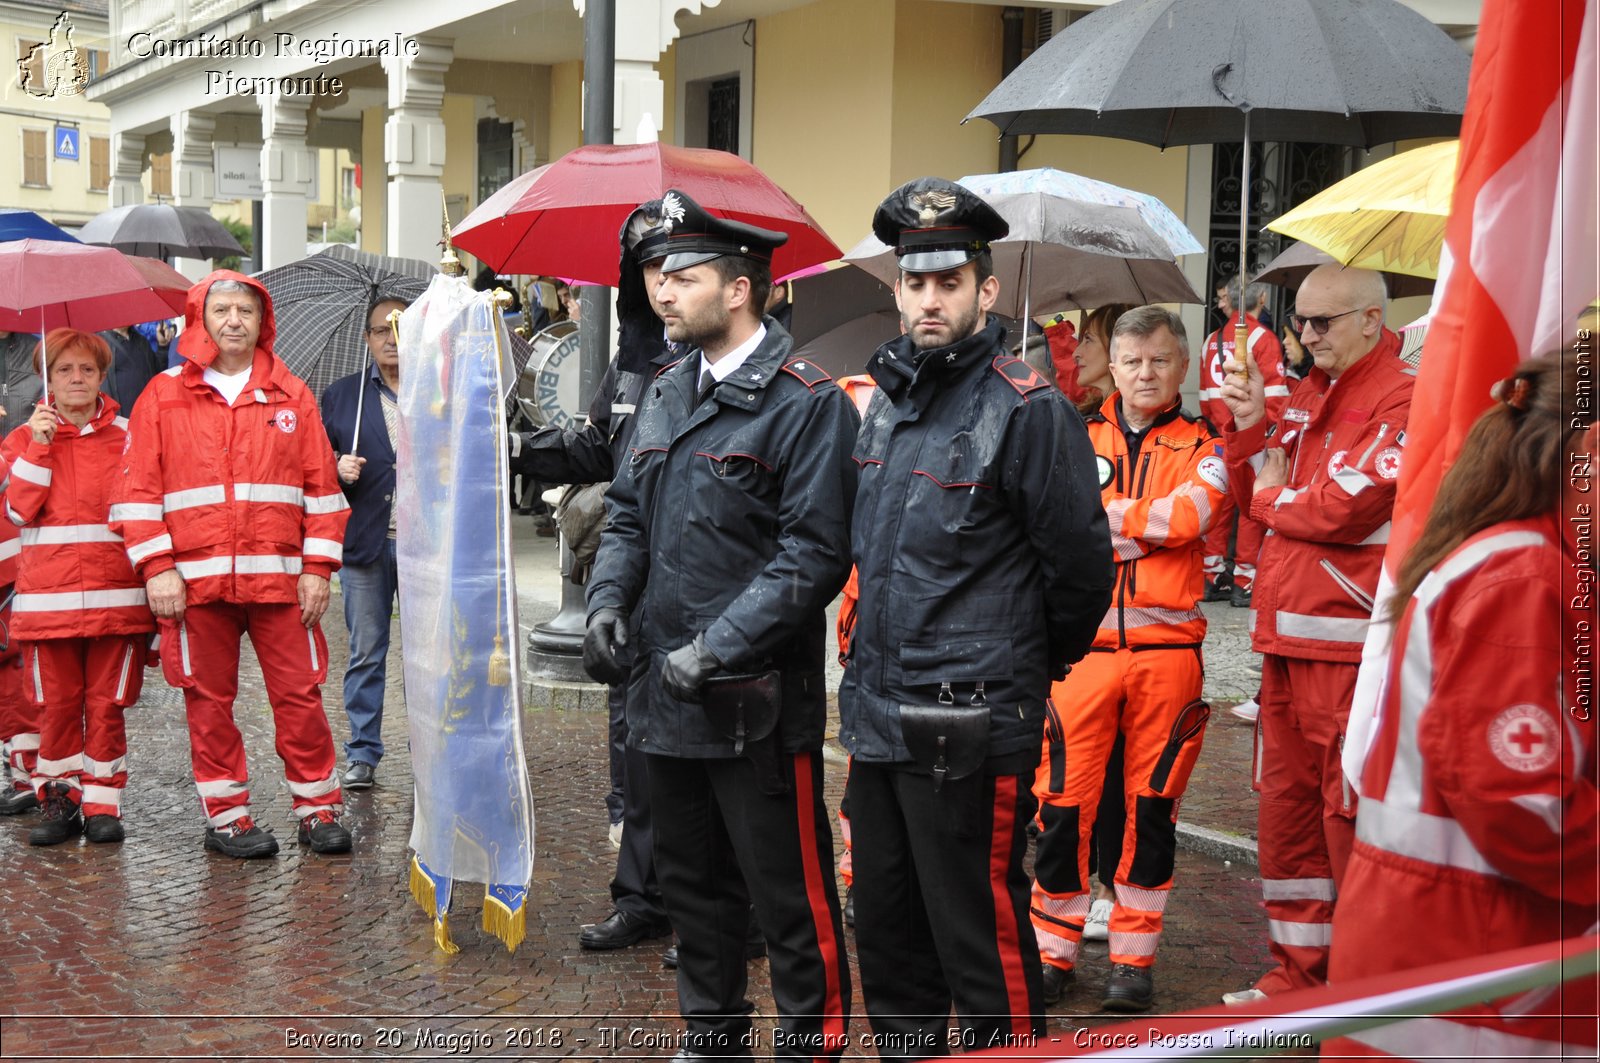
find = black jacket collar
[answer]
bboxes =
[868,317,1006,402]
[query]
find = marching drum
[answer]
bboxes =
[515,320,582,428]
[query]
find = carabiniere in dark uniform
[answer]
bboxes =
[840,177,1113,1058]
[585,190,857,1062]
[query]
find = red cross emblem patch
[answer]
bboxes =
[1487,704,1560,773]
[274,410,298,434]
[1375,446,1402,480]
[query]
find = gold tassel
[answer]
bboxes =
[410,856,460,954]
[433,914,460,954]
[488,634,510,687]
[481,891,527,952]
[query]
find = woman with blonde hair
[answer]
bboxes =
[3,328,154,845]
[1326,349,1597,1058]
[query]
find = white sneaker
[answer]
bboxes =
[1082,898,1112,942]
[1229,697,1260,723]
[608,821,623,850]
[1221,987,1268,1006]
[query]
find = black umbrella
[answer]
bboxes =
[786,265,895,350]
[77,203,245,259]
[967,0,1468,357]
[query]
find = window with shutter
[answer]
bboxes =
[22,128,48,187]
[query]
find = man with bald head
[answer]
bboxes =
[1216,264,1414,1003]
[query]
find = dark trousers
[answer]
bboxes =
[611,694,666,922]
[606,683,627,824]
[848,763,1044,1061]
[648,751,850,1061]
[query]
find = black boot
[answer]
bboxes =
[29,783,83,846]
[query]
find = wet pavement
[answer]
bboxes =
[0,530,1275,1060]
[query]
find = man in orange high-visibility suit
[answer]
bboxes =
[1218,264,1414,1002]
[112,271,352,860]
[1030,306,1226,1013]
[1197,276,1288,607]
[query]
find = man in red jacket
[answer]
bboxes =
[1217,264,1414,1002]
[112,271,352,859]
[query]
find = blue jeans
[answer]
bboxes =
[340,538,398,767]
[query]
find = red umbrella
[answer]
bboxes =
[0,239,191,333]
[452,143,841,285]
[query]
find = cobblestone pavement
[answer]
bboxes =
[0,532,1275,1060]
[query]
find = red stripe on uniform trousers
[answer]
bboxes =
[988,773,1030,1033]
[791,751,847,1057]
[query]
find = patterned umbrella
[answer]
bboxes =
[256,250,532,399]
[256,251,428,398]
[958,169,1204,257]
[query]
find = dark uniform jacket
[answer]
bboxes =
[587,319,860,757]
[840,318,1113,770]
[509,346,676,486]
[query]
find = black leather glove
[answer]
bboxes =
[661,633,722,703]
[583,607,630,686]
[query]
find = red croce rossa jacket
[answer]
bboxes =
[110,271,349,605]
[4,397,153,640]
[1223,328,1414,663]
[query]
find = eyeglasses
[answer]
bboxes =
[1289,308,1361,336]
[365,325,395,340]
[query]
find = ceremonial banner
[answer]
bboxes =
[395,274,534,952]
[1344,0,1598,787]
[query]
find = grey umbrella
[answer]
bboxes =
[78,203,245,260]
[845,196,1200,320]
[1253,241,1434,300]
[966,0,1468,351]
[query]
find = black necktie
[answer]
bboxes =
[698,367,715,405]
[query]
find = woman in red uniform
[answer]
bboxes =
[1327,349,1597,1058]
[4,329,154,845]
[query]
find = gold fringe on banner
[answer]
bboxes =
[482,890,527,953]
[409,855,460,954]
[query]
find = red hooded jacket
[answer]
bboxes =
[4,397,153,639]
[109,271,349,606]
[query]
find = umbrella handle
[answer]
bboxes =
[351,366,366,457]
[38,309,48,409]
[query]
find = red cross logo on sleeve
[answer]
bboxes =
[1488,705,1560,773]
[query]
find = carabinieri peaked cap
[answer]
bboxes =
[872,176,1010,273]
[655,189,789,274]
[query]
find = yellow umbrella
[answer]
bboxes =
[1267,140,1457,280]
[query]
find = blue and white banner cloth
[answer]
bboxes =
[395,274,534,952]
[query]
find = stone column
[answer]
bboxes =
[258,96,314,270]
[171,110,217,279]
[109,130,146,208]
[383,37,451,263]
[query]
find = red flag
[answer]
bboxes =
[1394,0,1597,559]
[1345,0,1598,786]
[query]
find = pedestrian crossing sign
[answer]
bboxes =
[54,126,78,160]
